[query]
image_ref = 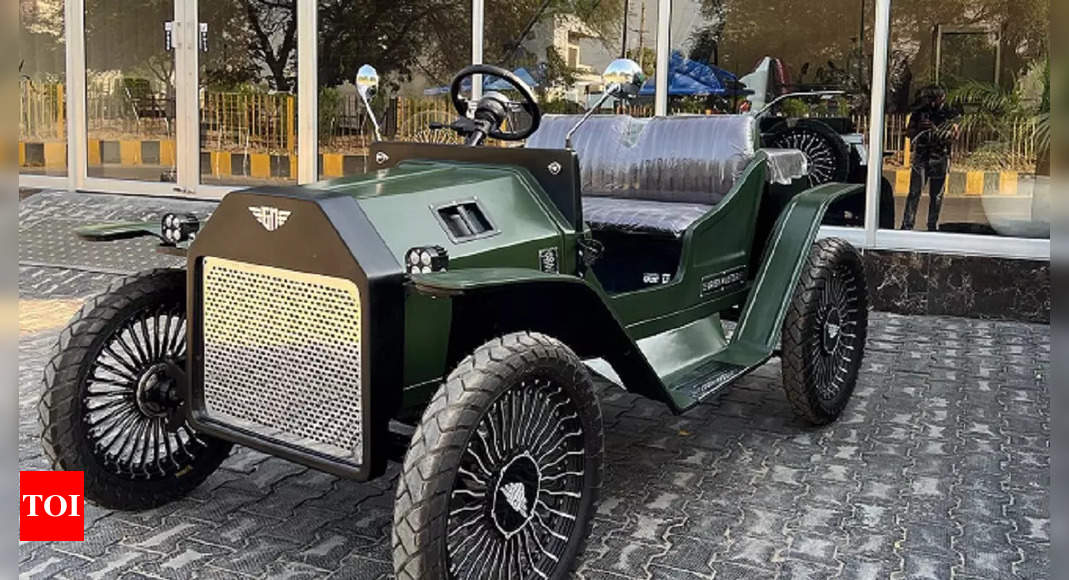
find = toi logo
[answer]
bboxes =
[20,471,84,541]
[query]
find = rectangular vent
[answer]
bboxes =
[435,200,495,241]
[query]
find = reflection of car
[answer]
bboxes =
[738,57,895,228]
[41,61,869,579]
[756,95,896,228]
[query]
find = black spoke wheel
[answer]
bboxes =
[781,238,868,424]
[394,332,603,580]
[39,269,232,510]
[768,120,851,185]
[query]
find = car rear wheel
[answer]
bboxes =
[37,269,232,510]
[393,331,603,580]
[780,238,868,424]
[768,119,851,185]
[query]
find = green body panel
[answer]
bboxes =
[307,162,581,396]
[633,314,730,379]
[732,182,864,354]
[400,268,584,395]
[606,153,769,338]
[399,178,861,414]
[308,161,577,274]
[409,267,581,292]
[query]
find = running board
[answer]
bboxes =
[662,342,771,412]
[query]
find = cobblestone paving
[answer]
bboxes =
[18,192,1050,579]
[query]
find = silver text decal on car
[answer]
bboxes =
[700,265,748,297]
[249,206,292,232]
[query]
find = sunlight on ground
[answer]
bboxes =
[18,299,84,335]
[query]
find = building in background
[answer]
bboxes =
[18,0,1051,306]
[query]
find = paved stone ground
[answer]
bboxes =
[18,191,1051,579]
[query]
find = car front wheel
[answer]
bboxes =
[393,331,603,580]
[37,269,232,510]
[780,238,869,424]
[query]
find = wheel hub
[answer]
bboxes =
[135,362,175,418]
[822,309,843,355]
[491,452,541,538]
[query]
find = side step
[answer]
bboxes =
[661,341,771,412]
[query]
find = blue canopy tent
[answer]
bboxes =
[637,51,742,97]
[424,67,539,96]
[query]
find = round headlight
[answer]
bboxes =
[408,251,420,265]
[421,265,433,274]
[420,251,432,266]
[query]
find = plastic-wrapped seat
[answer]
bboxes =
[525,114,759,236]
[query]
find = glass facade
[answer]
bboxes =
[881,0,1050,238]
[199,0,299,186]
[19,0,67,176]
[668,0,879,227]
[316,1,472,178]
[16,0,1052,257]
[479,1,649,116]
[84,0,177,182]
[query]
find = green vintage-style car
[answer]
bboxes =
[39,59,868,579]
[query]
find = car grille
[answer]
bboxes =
[200,257,364,465]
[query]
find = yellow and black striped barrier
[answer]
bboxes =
[886,169,1029,197]
[20,139,1034,193]
[20,139,371,180]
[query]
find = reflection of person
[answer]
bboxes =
[901,85,960,231]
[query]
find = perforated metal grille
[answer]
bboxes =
[201,257,363,464]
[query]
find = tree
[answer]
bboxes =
[240,0,298,92]
[690,0,1046,113]
[688,27,721,66]
[83,0,176,89]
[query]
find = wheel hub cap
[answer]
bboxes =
[822,309,842,354]
[491,453,541,537]
[135,362,173,417]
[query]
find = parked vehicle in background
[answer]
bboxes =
[742,57,896,228]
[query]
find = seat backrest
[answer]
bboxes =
[526,114,758,205]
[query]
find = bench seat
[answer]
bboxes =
[582,197,712,237]
[526,114,761,237]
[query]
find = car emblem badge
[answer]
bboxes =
[538,248,559,273]
[375,151,390,165]
[249,206,291,232]
[547,161,562,175]
[500,482,529,518]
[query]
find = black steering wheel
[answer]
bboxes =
[448,64,542,143]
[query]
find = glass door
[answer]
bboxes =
[198,0,298,187]
[84,0,178,184]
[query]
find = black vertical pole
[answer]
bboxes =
[621,0,630,58]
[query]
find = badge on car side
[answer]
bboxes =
[538,248,559,273]
[700,265,747,297]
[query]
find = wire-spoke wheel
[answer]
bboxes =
[781,238,868,424]
[38,269,232,510]
[768,120,851,185]
[394,332,603,580]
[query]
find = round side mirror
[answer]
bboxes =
[602,58,646,99]
[356,64,379,99]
